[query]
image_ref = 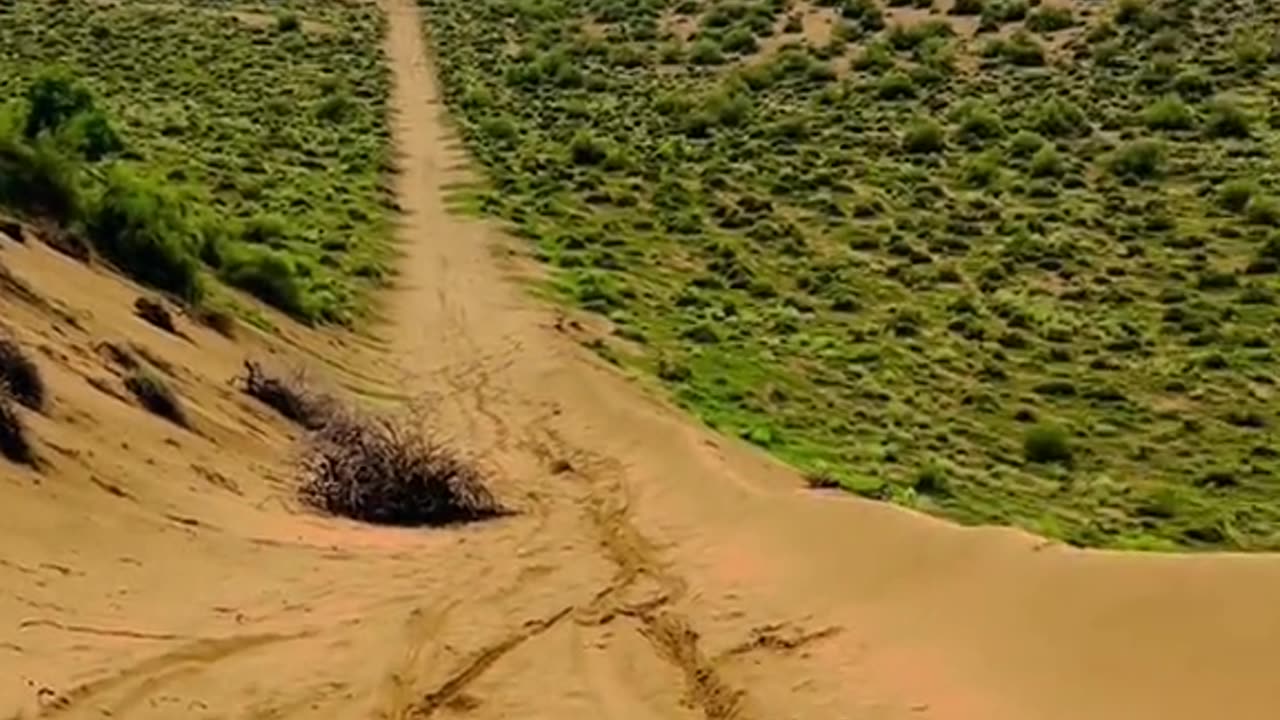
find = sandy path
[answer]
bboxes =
[5,1,1280,718]
[379,0,1280,716]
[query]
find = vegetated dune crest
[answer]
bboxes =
[3,2,1280,720]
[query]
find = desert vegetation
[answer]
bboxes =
[239,362,502,526]
[0,0,393,323]
[422,0,1280,549]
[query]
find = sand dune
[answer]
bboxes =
[2,1,1279,718]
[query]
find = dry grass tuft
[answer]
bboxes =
[238,360,334,430]
[124,369,188,427]
[134,297,177,334]
[0,390,34,465]
[0,334,45,411]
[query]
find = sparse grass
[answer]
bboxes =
[124,369,188,427]
[0,335,45,410]
[299,409,503,526]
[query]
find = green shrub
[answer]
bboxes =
[23,68,94,140]
[1024,423,1072,464]
[1172,69,1212,98]
[950,0,985,15]
[902,118,945,153]
[83,166,203,302]
[276,12,301,32]
[963,151,1002,187]
[1114,0,1147,25]
[1218,179,1257,213]
[1205,96,1252,138]
[1143,95,1196,130]
[1026,5,1074,33]
[877,71,918,100]
[721,27,758,54]
[913,462,950,496]
[1246,196,1280,227]
[1009,130,1046,157]
[954,101,1004,142]
[220,246,311,320]
[1029,144,1064,177]
[1028,97,1087,137]
[690,38,726,65]
[0,119,82,219]
[993,31,1046,66]
[569,131,609,165]
[1107,139,1165,179]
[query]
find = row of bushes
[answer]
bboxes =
[0,71,326,322]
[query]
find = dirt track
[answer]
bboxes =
[4,1,1280,718]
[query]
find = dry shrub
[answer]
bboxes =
[96,340,139,371]
[0,390,35,465]
[238,360,333,430]
[299,410,502,526]
[124,369,188,427]
[134,297,176,334]
[0,335,44,410]
[194,306,236,338]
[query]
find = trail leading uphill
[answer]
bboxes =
[3,1,1280,718]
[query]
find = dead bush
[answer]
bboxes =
[238,360,333,430]
[299,411,502,526]
[0,335,45,410]
[134,297,176,334]
[0,391,35,465]
[96,340,139,371]
[124,369,188,427]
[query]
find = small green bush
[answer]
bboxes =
[993,31,1046,66]
[276,12,301,32]
[1143,95,1196,131]
[1172,69,1212,98]
[1246,196,1280,227]
[0,121,82,219]
[950,0,985,15]
[1205,96,1252,138]
[877,71,918,100]
[690,38,725,65]
[23,68,94,140]
[1029,144,1064,177]
[954,101,1004,142]
[1024,423,1072,464]
[1026,6,1074,33]
[83,166,203,302]
[1028,97,1087,137]
[1218,179,1257,213]
[902,118,946,153]
[220,246,312,320]
[1107,139,1165,179]
[1009,130,1046,157]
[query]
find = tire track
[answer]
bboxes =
[412,606,574,718]
[37,632,308,717]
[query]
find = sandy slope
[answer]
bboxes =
[3,1,1280,718]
